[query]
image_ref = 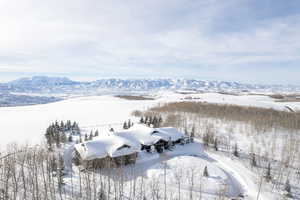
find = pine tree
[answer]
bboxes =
[123,121,128,129]
[68,135,73,142]
[140,117,144,124]
[67,120,71,131]
[145,116,149,124]
[61,132,67,144]
[94,130,99,137]
[60,121,65,131]
[233,143,239,157]
[127,119,132,129]
[89,131,93,140]
[203,166,209,177]
[55,131,61,148]
[149,116,153,126]
[45,127,53,149]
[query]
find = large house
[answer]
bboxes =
[74,124,186,169]
[74,135,139,169]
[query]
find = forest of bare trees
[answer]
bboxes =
[140,101,300,199]
[0,144,225,200]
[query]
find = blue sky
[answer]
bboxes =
[0,0,299,84]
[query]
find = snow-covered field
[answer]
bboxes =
[1,92,300,146]
[0,95,157,146]
[156,91,300,112]
[1,92,299,199]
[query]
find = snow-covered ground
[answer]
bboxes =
[0,95,157,146]
[1,92,298,199]
[1,92,299,147]
[155,91,300,112]
[64,141,262,199]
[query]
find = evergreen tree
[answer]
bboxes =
[68,135,73,142]
[67,120,71,131]
[140,116,144,124]
[145,116,149,124]
[203,166,209,177]
[94,130,99,137]
[60,121,64,131]
[89,131,93,140]
[55,132,61,148]
[233,143,239,157]
[60,132,67,144]
[123,121,128,129]
[45,127,53,148]
[127,119,132,129]
[149,116,153,125]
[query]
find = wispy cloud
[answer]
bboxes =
[0,0,299,84]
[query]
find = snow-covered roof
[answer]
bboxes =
[154,127,184,142]
[75,135,139,160]
[75,124,185,161]
[116,124,184,146]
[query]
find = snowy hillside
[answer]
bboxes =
[1,76,300,94]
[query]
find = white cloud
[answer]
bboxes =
[0,0,299,83]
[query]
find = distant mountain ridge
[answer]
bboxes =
[1,76,299,94]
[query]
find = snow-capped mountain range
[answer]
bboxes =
[1,76,300,94]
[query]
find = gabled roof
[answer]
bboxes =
[75,135,139,160]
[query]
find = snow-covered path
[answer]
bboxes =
[207,152,273,200]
